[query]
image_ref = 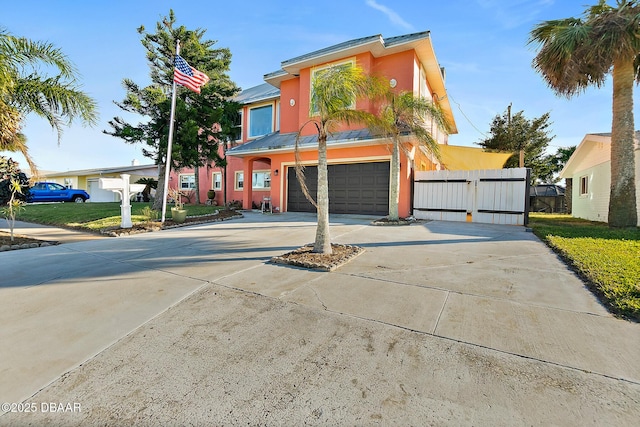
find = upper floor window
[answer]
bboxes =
[180,174,195,190]
[310,59,356,116]
[231,110,243,142]
[248,105,273,138]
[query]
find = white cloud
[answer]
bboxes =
[476,0,556,29]
[365,0,414,31]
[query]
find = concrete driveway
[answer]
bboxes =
[1,212,638,425]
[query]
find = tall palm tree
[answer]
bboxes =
[295,64,372,254]
[367,90,451,221]
[529,0,639,228]
[0,30,97,173]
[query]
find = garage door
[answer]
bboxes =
[287,162,389,215]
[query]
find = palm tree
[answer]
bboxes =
[0,30,97,173]
[529,0,639,228]
[368,90,451,221]
[295,64,372,254]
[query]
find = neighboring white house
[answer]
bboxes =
[39,163,158,202]
[560,132,640,225]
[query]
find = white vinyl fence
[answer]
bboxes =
[413,168,530,225]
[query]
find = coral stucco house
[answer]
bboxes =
[170,31,460,217]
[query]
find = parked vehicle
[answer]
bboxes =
[28,182,90,203]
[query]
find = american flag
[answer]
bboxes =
[174,55,210,94]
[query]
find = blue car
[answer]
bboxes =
[29,182,90,203]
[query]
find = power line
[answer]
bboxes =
[447,92,488,139]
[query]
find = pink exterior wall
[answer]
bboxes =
[279,79,300,134]
[168,36,444,219]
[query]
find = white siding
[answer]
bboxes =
[571,149,640,225]
[571,162,610,223]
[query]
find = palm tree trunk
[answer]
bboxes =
[314,135,332,254]
[608,57,638,227]
[153,163,166,211]
[388,138,401,221]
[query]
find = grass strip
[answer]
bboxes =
[529,214,640,321]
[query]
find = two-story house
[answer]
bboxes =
[171,30,459,217]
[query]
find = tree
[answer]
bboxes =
[476,106,554,184]
[135,177,157,202]
[105,11,239,210]
[0,156,29,241]
[295,65,372,254]
[0,30,97,173]
[529,0,639,227]
[366,90,450,221]
[538,146,577,184]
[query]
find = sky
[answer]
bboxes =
[1,0,631,173]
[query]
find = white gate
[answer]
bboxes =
[413,168,530,225]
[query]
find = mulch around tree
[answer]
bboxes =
[270,216,422,271]
[370,217,416,226]
[271,243,364,272]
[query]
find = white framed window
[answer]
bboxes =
[310,59,356,116]
[579,175,589,196]
[232,110,243,142]
[235,171,244,190]
[253,170,271,190]
[248,104,273,138]
[212,172,222,190]
[179,174,195,190]
[235,170,271,191]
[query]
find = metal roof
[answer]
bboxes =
[265,31,432,80]
[234,83,280,105]
[226,129,378,157]
[41,164,158,178]
[280,34,383,67]
[530,185,565,197]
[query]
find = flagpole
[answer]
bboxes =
[161,40,180,224]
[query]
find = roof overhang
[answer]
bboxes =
[559,133,611,178]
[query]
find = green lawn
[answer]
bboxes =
[528,213,640,321]
[16,202,223,231]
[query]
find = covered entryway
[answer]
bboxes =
[287,161,390,215]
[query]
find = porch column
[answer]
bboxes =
[242,158,254,210]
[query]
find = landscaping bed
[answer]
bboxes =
[271,244,364,271]
[101,209,242,236]
[0,232,58,250]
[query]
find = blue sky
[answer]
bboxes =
[2,0,629,172]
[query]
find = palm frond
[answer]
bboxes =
[0,32,76,78]
[11,76,98,142]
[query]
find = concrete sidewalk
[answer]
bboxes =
[1,212,638,425]
[0,218,106,244]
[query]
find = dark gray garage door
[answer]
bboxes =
[287,162,389,215]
